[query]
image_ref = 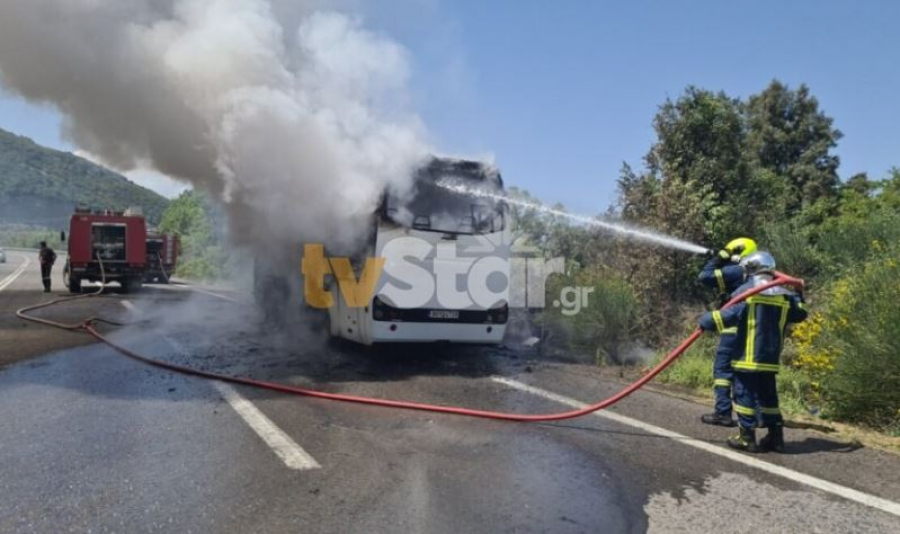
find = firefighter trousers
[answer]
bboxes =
[733,371,782,430]
[712,345,734,417]
[40,263,52,291]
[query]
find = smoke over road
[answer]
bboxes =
[0,0,429,251]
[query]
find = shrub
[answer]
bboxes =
[813,245,900,429]
[814,208,900,277]
[0,225,64,250]
[539,267,642,364]
[656,331,717,390]
[790,310,837,403]
[760,220,820,280]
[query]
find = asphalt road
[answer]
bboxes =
[0,249,130,367]
[1,249,899,533]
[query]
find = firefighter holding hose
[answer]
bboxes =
[699,251,808,452]
[697,237,756,427]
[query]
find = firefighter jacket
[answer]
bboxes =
[39,247,57,266]
[698,257,746,298]
[699,276,808,372]
[698,257,747,360]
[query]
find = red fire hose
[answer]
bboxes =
[16,266,803,423]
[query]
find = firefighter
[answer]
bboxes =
[698,251,807,452]
[38,241,57,293]
[697,237,757,427]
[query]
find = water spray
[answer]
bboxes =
[436,181,710,255]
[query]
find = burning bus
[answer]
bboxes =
[332,157,509,345]
[254,157,510,345]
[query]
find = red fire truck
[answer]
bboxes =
[63,208,147,293]
[144,231,179,283]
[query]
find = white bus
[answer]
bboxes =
[328,157,510,345]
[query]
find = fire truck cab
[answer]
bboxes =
[63,207,147,293]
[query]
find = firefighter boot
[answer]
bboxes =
[701,413,736,427]
[727,426,759,453]
[759,425,785,453]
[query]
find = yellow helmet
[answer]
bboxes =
[724,237,757,259]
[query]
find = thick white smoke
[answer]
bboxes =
[0,0,429,251]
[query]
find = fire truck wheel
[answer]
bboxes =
[69,277,81,294]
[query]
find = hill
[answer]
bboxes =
[0,127,169,228]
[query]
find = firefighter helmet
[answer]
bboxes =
[740,251,776,275]
[724,237,758,259]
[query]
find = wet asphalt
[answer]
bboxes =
[1,250,900,533]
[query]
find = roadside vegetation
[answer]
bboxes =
[517,80,900,435]
[157,190,232,281]
[0,225,64,250]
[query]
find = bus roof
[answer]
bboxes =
[418,157,503,189]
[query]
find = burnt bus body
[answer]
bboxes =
[335,157,509,344]
[251,157,509,344]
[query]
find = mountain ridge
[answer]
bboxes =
[0,127,169,228]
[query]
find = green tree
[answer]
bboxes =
[612,88,755,330]
[746,81,842,216]
[158,190,227,279]
[648,87,755,244]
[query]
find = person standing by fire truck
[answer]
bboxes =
[38,241,57,293]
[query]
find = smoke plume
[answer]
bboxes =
[0,0,429,252]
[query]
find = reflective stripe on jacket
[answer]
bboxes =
[698,258,746,296]
[699,277,808,372]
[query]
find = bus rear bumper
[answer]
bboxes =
[370,322,507,344]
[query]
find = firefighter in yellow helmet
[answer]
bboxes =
[699,251,808,452]
[696,237,757,426]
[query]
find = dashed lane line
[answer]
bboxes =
[492,376,900,519]
[210,381,321,470]
[184,286,239,303]
[120,299,139,314]
[154,283,239,303]
[162,336,320,470]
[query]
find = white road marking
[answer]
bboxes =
[156,283,239,303]
[186,286,239,302]
[120,299,139,314]
[162,336,319,471]
[0,255,31,292]
[492,376,900,519]
[211,381,321,471]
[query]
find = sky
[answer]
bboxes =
[1,0,898,217]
